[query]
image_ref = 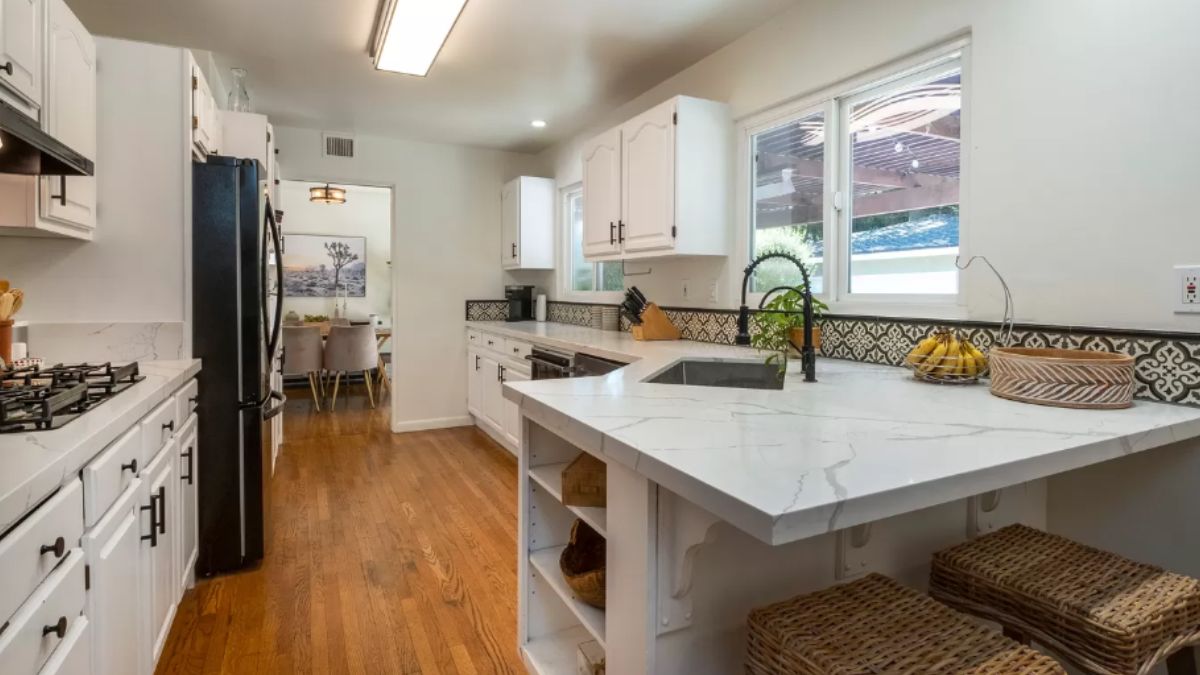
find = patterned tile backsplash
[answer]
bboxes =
[465,300,1200,407]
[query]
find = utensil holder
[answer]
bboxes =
[0,320,12,365]
[631,303,680,341]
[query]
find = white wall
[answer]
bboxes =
[536,0,1200,332]
[273,125,538,431]
[277,181,392,321]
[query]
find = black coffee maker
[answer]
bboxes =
[505,285,535,322]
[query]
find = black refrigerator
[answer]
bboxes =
[192,155,285,575]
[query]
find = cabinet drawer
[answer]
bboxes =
[480,332,502,353]
[0,551,86,675]
[174,379,198,429]
[0,480,83,626]
[466,329,482,347]
[81,427,141,528]
[139,398,177,466]
[36,615,89,675]
[503,339,532,363]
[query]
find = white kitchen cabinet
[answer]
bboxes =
[502,367,528,447]
[176,420,198,594]
[583,96,731,261]
[38,0,96,235]
[467,348,484,416]
[221,111,275,196]
[0,0,43,113]
[480,352,503,430]
[81,481,142,675]
[140,440,177,667]
[501,176,555,270]
[581,128,622,257]
[190,54,220,159]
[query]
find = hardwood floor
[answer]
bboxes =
[156,388,524,675]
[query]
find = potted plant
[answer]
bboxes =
[750,286,827,376]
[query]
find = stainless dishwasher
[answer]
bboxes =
[526,347,626,380]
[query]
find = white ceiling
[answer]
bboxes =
[67,0,795,153]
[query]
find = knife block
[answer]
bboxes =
[631,304,681,341]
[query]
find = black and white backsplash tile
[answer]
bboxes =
[465,300,1200,407]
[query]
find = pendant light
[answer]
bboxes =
[309,183,347,205]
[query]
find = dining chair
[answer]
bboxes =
[282,326,324,411]
[323,324,380,410]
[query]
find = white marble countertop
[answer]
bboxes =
[0,359,201,532]
[472,321,1200,545]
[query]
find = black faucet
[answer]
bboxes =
[736,251,818,382]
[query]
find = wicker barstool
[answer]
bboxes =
[930,524,1200,675]
[746,573,1065,674]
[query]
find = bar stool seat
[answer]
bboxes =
[930,524,1200,675]
[746,573,1065,674]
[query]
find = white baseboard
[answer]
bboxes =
[390,415,473,433]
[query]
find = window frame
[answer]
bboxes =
[736,37,970,317]
[558,183,625,303]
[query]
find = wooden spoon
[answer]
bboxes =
[0,280,8,293]
[0,292,12,321]
[9,289,22,315]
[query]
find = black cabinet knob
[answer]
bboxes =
[162,420,175,432]
[42,616,67,639]
[0,62,12,76]
[39,537,66,559]
[121,458,138,474]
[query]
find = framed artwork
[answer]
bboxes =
[281,234,367,297]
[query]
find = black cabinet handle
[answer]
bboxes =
[51,176,66,207]
[162,420,175,432]
[500,365,506,383]
[0,62,12,76]
[157,486,166,535]
[42,617,67,639]
[121,458,138,474]
[610,221,615,245]
[512,346,519,354]
[39,537,66,559]
[188,395,198,406]
[618,220,625,243]
[511,242,516,258]
[474,355,479,371]
[181,446,194,485]
[496,364,502,382]
[140,496,158,547]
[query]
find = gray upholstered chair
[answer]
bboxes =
[323,324,379,410]
[282,326,325,411]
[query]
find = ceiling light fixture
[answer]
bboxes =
[372,0,469,77]
[530,120,547,129]
[310,183,347,205]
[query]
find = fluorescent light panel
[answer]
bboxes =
[374,0,468,77]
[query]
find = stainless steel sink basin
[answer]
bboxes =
[644,358,784,390]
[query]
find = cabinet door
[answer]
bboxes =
[0,0,43,107]
[582,128,622,257]
[621,100,676,253]
[141,444,177,668]
[501,179,520,268]
[481,355,503,428]
[40,0,96,231]
[502,368,528,447]
[177,423,198,594]
[191,64,213,157]
[467,349,483,416]
[82,481,142,675]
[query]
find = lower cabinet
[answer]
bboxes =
[480,353,503,429]
[81,482,141,675]
[467,331,531,452]
[140,438,178,669]
[502,367,529,447]
[466,348,484,416]
[176,420,198,595]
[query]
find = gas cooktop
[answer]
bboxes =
[0,362,144,433]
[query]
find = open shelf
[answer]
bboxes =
[522,624,595,675]
[529,545,605,648]
[529,462,608,537]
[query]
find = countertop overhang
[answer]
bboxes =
[0,359,201,532]
[471,321,1200,545]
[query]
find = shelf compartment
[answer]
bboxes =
[529,462,608,537]
[529,545,605,648]
[522,624,596,675]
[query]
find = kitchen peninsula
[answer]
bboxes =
[472,321,1200,674]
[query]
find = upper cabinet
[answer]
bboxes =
[583,95,731,261]
[190,55,221,159]
[501,176,555,270]
[0,0,44,115]
[220,110,275,201]
[39,0,96,232]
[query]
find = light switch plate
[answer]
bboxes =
[1177,265,1200,313]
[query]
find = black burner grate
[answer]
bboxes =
[0,362,144,432]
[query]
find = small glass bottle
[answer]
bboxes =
[228,68,251,112]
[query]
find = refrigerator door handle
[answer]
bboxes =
[262,389,287,421]
[261,198,284,365]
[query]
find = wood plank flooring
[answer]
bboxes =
[156,389,524,675]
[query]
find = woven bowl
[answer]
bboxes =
[989,347,1135,409]
[560,520,606,609]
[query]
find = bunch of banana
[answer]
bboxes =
[906,330,988,381]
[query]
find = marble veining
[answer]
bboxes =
[26,322,185,364]
[471,320,1200,545]
[0,359,201,532]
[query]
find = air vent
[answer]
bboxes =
[322,132,355,158]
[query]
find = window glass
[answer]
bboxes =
[565,187,623,294]
[750,110,825,294]
[848,69,961,294]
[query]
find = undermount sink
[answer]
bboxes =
[645,358,785,391]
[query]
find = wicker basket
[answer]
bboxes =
[989,347,1135,409]
[930,524,1200,675]
[746,573,1065,674]
[560,520,605,609]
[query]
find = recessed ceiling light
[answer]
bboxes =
[530,120,547,129]
[372,0,468,77]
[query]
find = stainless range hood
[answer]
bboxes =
[0,98,93,176]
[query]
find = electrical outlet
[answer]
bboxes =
[1178,266,1200,313]
[707,279,719,304]
[681,279,691,301]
